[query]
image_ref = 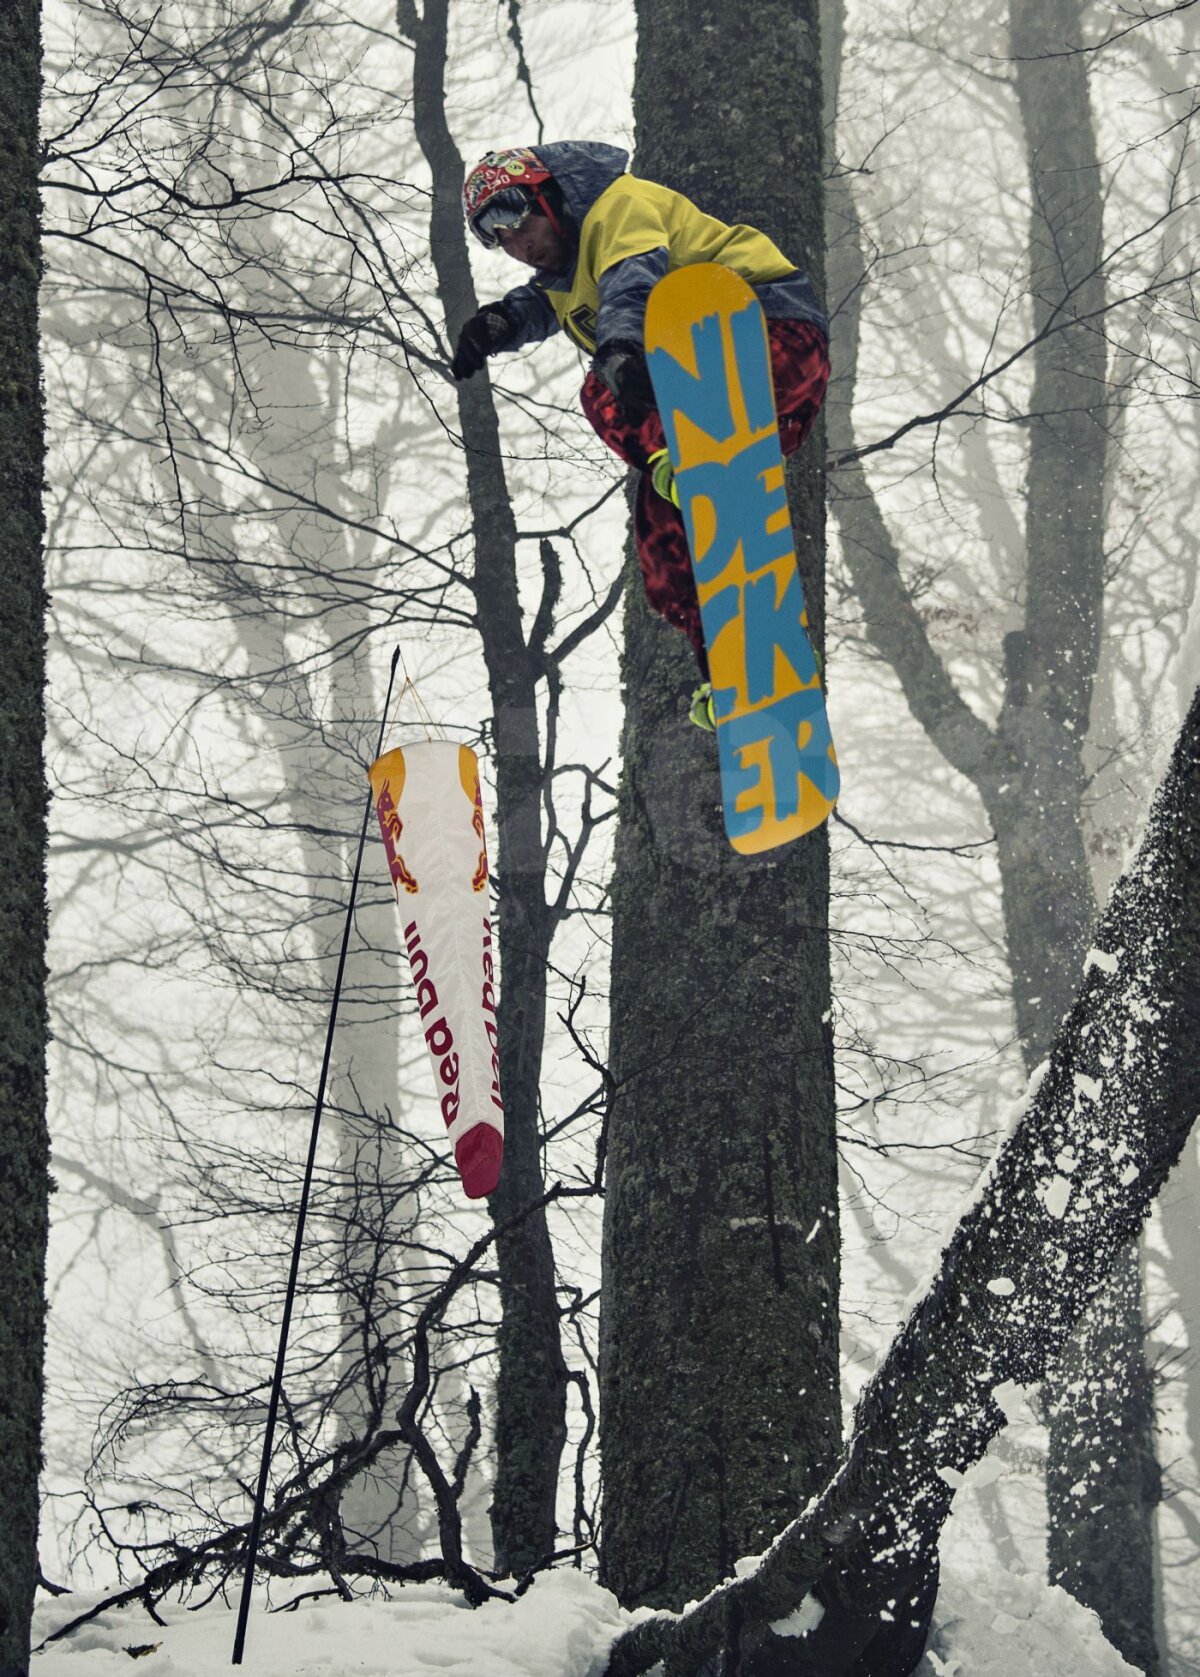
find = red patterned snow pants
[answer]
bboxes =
[580,318,830,677]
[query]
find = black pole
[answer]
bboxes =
[231,645,401,1664]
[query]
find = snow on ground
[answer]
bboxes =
[923,1566,1140,1676]
[32,1569,625,1677]
[32,1511,1140,1677]
[32,1570,631,1677]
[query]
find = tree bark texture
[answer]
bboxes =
[599,0,841,1616]
[1001,0,1106,1056]
[603,677,1200,1677]
[1044,1241,1159,1673]
[0,3,50,1673]
[408,0,567,1576]
[825,0,1159,1660]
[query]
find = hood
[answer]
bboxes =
[530,141,629,229]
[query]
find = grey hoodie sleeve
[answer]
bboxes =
[596,247,669,351]
[498,281,561,349]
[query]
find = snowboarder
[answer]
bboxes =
[450,142,830,730]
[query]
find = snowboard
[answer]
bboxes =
[645,263,839,854]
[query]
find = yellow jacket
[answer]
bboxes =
[497,141,826,356]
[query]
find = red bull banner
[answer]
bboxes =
[368,741,503,1199]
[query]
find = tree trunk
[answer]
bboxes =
[603,678,1200,1677]
[0,3,50,1672]
[1044,1243,1159,1672]
[997,0,1106,1060]
[599,0,841,1618]
[408,0,567,1576]
[1006,5,1159,1664]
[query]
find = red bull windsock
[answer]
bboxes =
[368,741,503,1199]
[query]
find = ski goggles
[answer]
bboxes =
[469,187,537,249]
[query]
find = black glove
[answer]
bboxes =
[451,304,514,380]
[593,340,657,426]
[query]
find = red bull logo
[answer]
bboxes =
[458,747,489,893]
[469,781,488,893]
[374,780,418,894]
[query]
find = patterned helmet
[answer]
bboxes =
[462,147,561,247]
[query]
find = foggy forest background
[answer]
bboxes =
[20,0,1200,1672]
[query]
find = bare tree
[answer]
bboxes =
[403,0,624,1575]
[821,0,1200,1662]
[39,0,618,1585]
[603,675,1200,1676]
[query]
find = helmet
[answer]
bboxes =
[462,147,564,248]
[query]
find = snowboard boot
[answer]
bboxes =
[688,681,716,732]
[648,447,681,508]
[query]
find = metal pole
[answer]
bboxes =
[231,645,400,1664]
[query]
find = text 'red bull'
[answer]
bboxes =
[374,781,418,894]
[404,916,504,1196]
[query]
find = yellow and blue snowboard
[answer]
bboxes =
[645,263,838,854]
